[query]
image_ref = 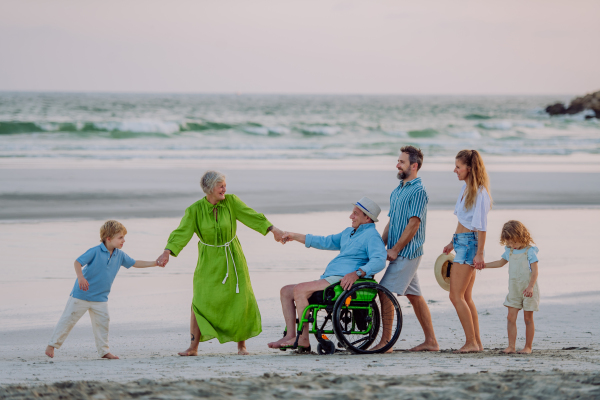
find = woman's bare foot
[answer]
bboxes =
[45,346,55,358]
[237,342,249,355]
[453,343,481,353]
[178,348,198,356]
[501,346,516,354]
[517,347,532,354]
[101,353,119,359]
[409,341,440,352]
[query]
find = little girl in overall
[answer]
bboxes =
[485,220,540,354]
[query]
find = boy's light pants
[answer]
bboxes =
[48,296,110,357]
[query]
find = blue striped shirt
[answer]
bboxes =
[388,177,428,259]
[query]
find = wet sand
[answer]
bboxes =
[1,156,600,220]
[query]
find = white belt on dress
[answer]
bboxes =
[198,235,240,293]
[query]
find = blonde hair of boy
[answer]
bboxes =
[455,149,493,210]
[500,220,535,248]
[100,220,127,243]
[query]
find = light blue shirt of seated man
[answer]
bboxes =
[305,223,387,279]
[70,243,136,302]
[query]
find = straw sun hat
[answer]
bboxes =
[434,253,455,292]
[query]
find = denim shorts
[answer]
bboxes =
[453,232,478,266]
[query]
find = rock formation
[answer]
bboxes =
[545,90,600,119]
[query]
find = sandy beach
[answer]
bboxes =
[1,179,599,396]
[1,157,599,398]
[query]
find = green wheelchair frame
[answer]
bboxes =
[283,279,403,355]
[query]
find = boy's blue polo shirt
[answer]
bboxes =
[71,243,136,302]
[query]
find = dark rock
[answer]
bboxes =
[545,103,566,115]
[545,90,600,118]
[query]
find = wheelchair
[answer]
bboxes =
[281,279,403,355]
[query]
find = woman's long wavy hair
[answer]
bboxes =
[500,220,535,248]
[456,149,493,210]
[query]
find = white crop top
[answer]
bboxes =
[454,184,491,231]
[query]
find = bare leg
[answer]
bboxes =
[518,311,534,354]
[291,280,330,348]
[502,307,519,354]
[449,264,480,353]
[268,284,298,348]
[406,294,440,351]
[45,346,55,358]
[237,340,249,355]
[179,309,201,356]
[370,292,394,352]
[462,273,483,351]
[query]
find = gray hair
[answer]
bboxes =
[200,170,226,195]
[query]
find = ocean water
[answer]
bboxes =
[0,93,599,160]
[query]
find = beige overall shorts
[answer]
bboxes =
[503,247,540,311]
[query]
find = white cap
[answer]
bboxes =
[352,197,381,223]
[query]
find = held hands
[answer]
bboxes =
[156,250,170,267]
[442,242,454,255]
[281,231,295,244]
[78,277,89,291]
[473,253,485,270]
[386,249,398,262]
[340,271,359,290]
[270,226,285,243]
[523,286,534,297]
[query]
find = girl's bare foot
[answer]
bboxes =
[453,343,481,353]
[178,348,198,356]
[518,347,532,354]
[501,346,516,354]
[45,346,55,358]
[101,353,119,359]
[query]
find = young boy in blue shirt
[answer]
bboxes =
[45,220,162,359]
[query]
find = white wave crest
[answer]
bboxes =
[243,126,290,136]
[93,120,180,134]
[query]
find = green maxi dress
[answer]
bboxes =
[165,194,272,343]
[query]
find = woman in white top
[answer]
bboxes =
[442,149,492,353]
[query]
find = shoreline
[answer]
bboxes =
[2,164,600,220]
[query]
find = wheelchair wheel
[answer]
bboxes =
[332,283,402,354]
[317,341,336,355]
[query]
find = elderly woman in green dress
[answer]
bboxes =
[156,170,284,356]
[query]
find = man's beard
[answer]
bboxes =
[397,169,410,180]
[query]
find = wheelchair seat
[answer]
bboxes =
[308,278,378,305]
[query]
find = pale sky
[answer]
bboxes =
[1,0,599,94]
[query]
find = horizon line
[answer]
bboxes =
[0,89,588,97]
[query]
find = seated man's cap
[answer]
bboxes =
[352,197,381,222]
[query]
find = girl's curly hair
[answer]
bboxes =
[500,220,535,248]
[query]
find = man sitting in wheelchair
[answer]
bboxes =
[267,197,387,352]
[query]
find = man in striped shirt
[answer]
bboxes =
[376,146,439,352]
